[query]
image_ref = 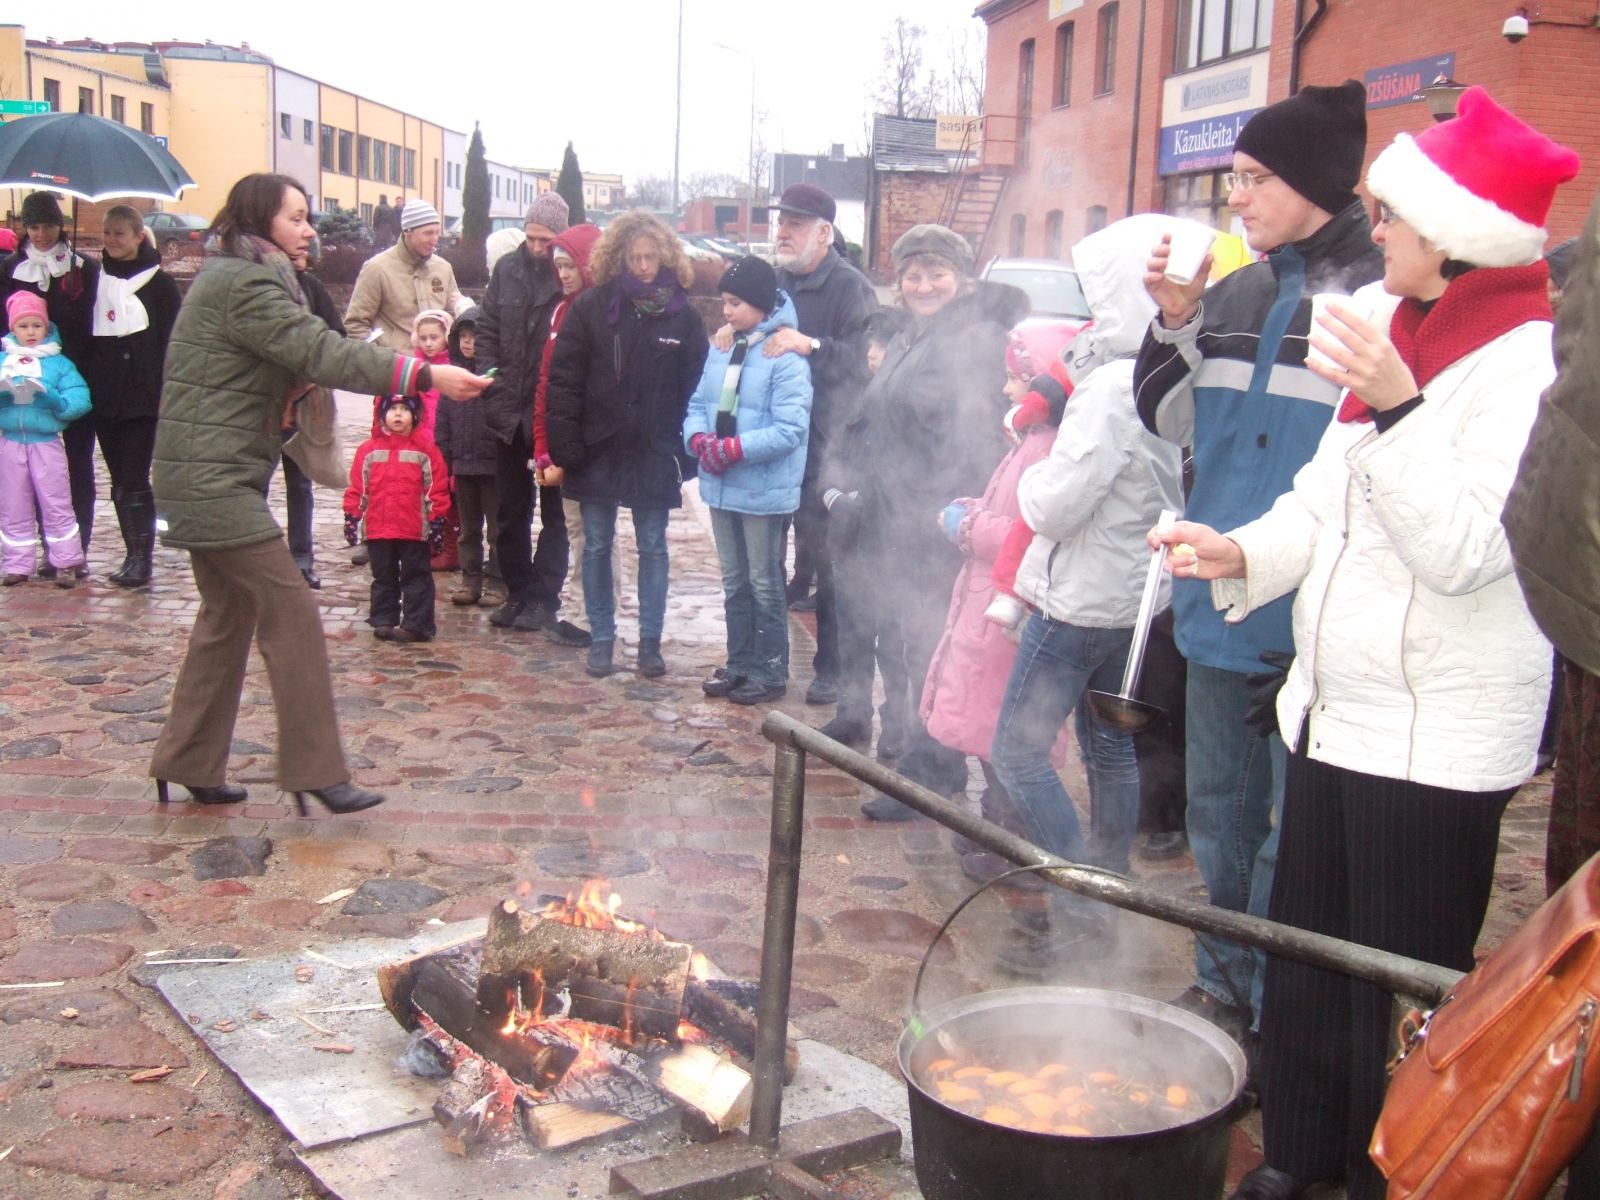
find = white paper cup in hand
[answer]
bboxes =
[1308,293,1371,371]
[1164,224,1218,286]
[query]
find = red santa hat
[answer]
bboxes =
[1366,87,1579,268]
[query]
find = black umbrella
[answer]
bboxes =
[0,111,195,202]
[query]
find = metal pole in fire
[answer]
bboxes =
[749,739,806,1149]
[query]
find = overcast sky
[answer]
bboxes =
[26,1,985,181]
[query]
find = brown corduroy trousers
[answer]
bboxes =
[149,537,348,792]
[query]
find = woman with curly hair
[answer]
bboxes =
[545,211,710,678]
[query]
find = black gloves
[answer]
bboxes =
[428,516,447,556]
[1244,650,1296,740]
[344,513,361,547]
[824,488,863,556]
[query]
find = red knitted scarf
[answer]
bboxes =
[1336,261,1552,423]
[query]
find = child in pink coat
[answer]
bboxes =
[921,333,1070,882]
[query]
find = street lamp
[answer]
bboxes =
[1415,75,1469,122]
[712,42,756,247]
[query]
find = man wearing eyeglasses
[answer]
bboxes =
[1132,80,1385,1088]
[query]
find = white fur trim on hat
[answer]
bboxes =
[1366,134,1547,268]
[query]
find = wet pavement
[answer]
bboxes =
[0,395,1560,1198]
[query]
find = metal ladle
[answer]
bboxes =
[1087,509,1176,734]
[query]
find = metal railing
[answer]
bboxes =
[746,709,1464,1148]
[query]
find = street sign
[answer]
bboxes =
[153,135,169,149]
[0,100,50,115]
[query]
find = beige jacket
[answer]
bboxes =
[343,239,468,352]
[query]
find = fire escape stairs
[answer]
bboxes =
[944,170,1009,259]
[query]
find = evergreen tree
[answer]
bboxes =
[556,142,587,225]
[460,123,491,283]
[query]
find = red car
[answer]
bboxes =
[980,258,1093,366]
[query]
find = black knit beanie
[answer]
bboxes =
[379,394,422,426]
[719,256,778,315]
[1234,80,1368,216]
[20,191,65,228]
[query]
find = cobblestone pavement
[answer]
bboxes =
[0,397,1559,1198]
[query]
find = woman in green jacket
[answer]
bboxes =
[149,174,487,814]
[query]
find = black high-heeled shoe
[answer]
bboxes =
[291,782,386,816]
[155,780,248,805]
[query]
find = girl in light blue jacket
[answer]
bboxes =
[683,257,813,704]
[1,294,91,585]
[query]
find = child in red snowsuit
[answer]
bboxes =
[346,395,451,643]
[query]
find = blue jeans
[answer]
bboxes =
[579,502,669,644]
[993,614,1142,895]
[709,508,789,687]
[1185,661,1286,1018]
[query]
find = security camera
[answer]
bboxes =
[1503,10,1530,41]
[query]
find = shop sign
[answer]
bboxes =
[1364,53,1456,110]
[935,114,983,152]
[1181,67,1253,113]
[1049,0,1085,16]
[1158,109,1260,176]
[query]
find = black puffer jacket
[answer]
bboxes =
[545,279,710,510]
[435,305,498,476]
[825,281,1028,582]
[83,240,181,423]
[474,243,562,446]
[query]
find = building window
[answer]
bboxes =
[361,203,374,225]
[141,102,154,133]
[1045,210,1065,258]
[371,140,386,182]
[1009,213,1027,257]
[279,112,291,139]
[1086,204,1108,234]
[405,149,416,188]
[42,79,60,111]
[337,130,353,176]
[325,198,339,213]
[1096,3,1119,95]
[78,86,95,115]
[320,125,335,171]
[303,118,313,145]
[357,135,371,179]
[1174,0,1271,71]
[1054,23,1075,107]
[494,175,500,199]
[110,95,126,124]
[1016,39,1036,168]
[391,145,402,185]
[1164,170,1240,233]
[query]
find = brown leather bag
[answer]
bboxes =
[1371,854,1600,1197]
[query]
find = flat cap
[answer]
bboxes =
[891,223,973,275]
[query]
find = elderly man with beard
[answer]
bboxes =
[715,184,876,708]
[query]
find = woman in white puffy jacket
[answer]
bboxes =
[1157,89,1580,1200]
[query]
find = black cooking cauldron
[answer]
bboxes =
[898,987,1250,1200]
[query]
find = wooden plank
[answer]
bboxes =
[377,932,485,1033]
[524,1101,636,1150]
[652,1045,752,1133]
[478,901,692,1041]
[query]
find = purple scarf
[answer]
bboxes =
[607,268,688,326]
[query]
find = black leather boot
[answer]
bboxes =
[1227,1166,1302,1200]
[109,487,155,588]
[637,637,666,678]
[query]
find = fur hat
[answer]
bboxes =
[891,224,973,275]
[20,191,65,229]
[411,308,454,347]
[719,256,778,315]
[1366,86,1580,268]
[5,291,48,329]
[399,199,441,233]
[1234,80,1368,217]
[524,191,570,234]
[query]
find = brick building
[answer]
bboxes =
[974,0,1600,265]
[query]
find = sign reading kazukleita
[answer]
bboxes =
[1158,110,1261,176]
[1364,53,1457,110]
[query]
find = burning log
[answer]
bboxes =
[522,1100,635,1150]
[685,979,801,1085]
[478,900,691,1041]
[652,1043,754,1134]
[442,1094,493,1157]
[432,1058,486,1127]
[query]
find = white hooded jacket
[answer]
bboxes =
[1014,214,1188,628]
[1211,280,1553,792]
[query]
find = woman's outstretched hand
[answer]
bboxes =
[1147,519,1247,580]
[1305,301,1419,411]
[432,364,493,402]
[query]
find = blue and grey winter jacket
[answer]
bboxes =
[683,292,814,516]
[1133,201,1384,675]
[0,324,92,444]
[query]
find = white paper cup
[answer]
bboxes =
[1308,293,1371,371]
[1164,224,1218,286]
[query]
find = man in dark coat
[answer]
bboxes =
[371,195,399,245]
[474,194,569,631]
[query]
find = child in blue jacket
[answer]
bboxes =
[0,292,91,586]
[683,256,813,705]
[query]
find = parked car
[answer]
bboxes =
[145,211,212,248]
[980,257,1093,364]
